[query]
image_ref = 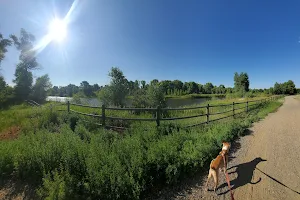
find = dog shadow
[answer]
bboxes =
[218,157,267,195]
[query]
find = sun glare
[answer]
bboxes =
[48,18,67,42]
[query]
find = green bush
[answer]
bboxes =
[0,100,282,199]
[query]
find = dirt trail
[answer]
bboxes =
[157,96,300,200]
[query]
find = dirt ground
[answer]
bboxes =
[0,126,20,141]
[152,96,300,200]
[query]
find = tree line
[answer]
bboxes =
[0,29,298,109]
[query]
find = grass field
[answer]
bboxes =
[0,96,283,199]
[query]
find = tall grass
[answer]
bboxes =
[0,99,282,199]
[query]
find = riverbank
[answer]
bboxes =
[165,93,226,99]
[126,94,226,100]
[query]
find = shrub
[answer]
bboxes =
[0,99,282,199]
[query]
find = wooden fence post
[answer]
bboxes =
[156,106,161,127]
[232,102,235,118]
[102,104,106,127]
[67,101,70,113]
[246,101,249,112]
[206,104,210,124]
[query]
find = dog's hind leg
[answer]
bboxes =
[205,169,212,191]
[212,169,218,193]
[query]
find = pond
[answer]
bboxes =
[46,96,223,108]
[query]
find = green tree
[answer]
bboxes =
[198,84,204,94]
[97,86,112,106]
[31,74,52,103]
[141,80,146,89]
[147,84,166,108]
[92,84,100,92]
[132,88,148,109]
[234,72,250,95]
[65,84,79,97]
[285,80,296,95]
[0,77,14,108]
[13,64,33,101]
[273,82,282,94]
[150,79,159,86]
[0,33,12,65]
[80,81,93,97]
[48,86,59,96]
[10,29,38,101]
[0,33,13,107]
[203,82,214,94]
[218,85,226,94]
[98,67,129,107]
[159,80,171,95]
[186,82,198,94]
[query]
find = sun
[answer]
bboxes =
[48,18,67,42]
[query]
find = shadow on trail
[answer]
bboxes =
[255,167,300,195]
[145,129,254,200]
[218,157,266,195]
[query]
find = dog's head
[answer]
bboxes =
[222,141,231,152]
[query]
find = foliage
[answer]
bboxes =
[0,76,15,108]
[147,84,167,108]
[0,99,282,199]
[274,80,296,95]
[97,86,112,106]
[203,82,214,94]
[80,81,94,97]
[10,28,38,70]
[0,33,12,65]
[31,74,52,103]
[132,89,148,108]
[13,63,33,101]
[98,67,129,107]
[234,72,250,95]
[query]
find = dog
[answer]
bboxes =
[205,142,231,192]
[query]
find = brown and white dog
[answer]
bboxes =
[205,142,231,192]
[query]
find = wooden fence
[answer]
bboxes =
[58,96,281,129]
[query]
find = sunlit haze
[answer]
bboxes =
[48,19,67,42]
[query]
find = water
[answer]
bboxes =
[46,96,218,108]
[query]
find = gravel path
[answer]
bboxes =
[154,96,300,200]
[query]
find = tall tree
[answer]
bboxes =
[13,64,33,101]
[10,29,38,101]
[234,72,250,94]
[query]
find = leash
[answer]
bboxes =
[222,154,235,200]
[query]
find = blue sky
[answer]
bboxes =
[0,0,300,88]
